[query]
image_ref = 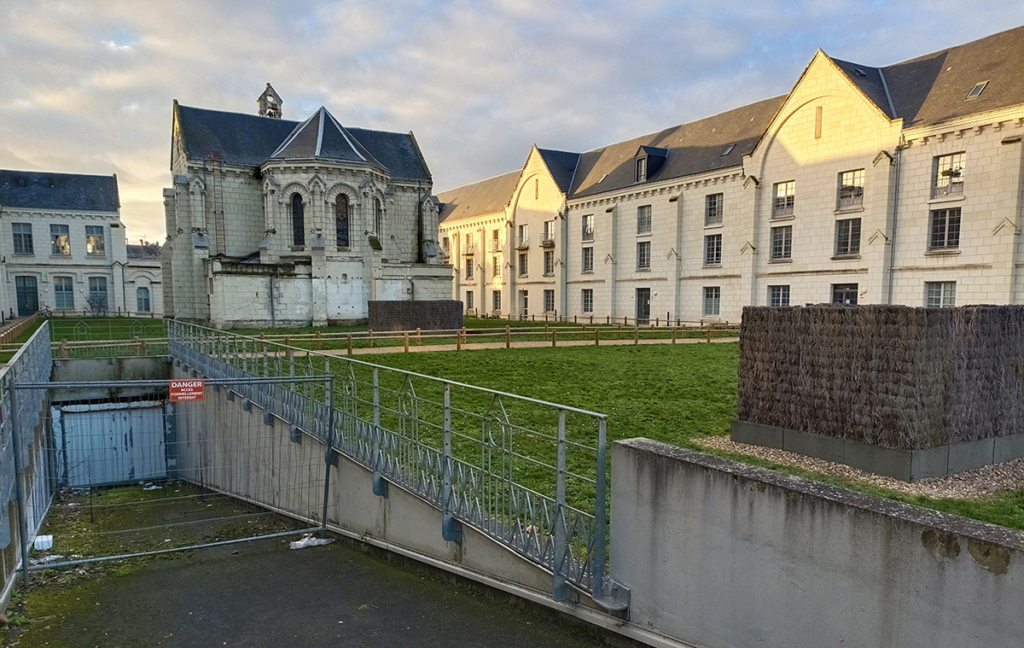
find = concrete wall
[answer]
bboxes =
[612,438,1024,648]
[169,365,557,602]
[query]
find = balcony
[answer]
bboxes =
[541,238,555,249]
[516,237,529,250]
[490,240,502,252]
[582,228,594,242]
[931,180,964,199]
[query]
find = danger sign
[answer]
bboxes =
[170,379,205,402]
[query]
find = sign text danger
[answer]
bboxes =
[170,379,205,402]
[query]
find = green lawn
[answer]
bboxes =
[358,343,1024,532]
[47,316,165,342]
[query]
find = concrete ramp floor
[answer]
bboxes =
[5,534,616,648]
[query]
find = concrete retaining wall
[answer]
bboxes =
[612,438,1024,648]
[169,366,555,601]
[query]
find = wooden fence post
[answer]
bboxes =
[505,325,511,349]
[347,334,353,356]
[416,328,422,346]
[368,329,374,349]
[594,329,600,346]
[315,330,322,350]
[404,332,410,353]
[634,325,639,345]
[671,328,677,344]
[551,330,557,347]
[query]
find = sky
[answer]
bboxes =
[2,1,1024,244]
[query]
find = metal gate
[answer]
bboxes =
[11,375,335,586]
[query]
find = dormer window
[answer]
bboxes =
[966,81,989,100]
[721,144,735,157]
[633,146,668,184]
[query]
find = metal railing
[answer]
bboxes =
[167,319,612,603]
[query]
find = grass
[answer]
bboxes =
[225,316,735,352]
[47,316,165,342]
[355,343,1024,532]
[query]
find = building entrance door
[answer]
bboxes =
[636,288,650,325]
[519,290,529,317]
[16,276,38,316]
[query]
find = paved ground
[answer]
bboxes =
[6,534,616,648]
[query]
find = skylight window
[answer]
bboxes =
[966,81,989,100]
[721,144,736,157]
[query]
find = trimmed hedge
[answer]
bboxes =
[738,305,1024,450]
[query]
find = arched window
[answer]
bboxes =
[335,194,350,248]
[291,193,305,246]
[374,198,383,235]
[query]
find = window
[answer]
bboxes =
[544,289,555,313]
[773,181,795,218]
[705,193,723,225]
[582,214,594,241]
[442,236,450,255]
[966,81,989,100]
[374,198,384,234]
[835,218,861,256]
[492,256,501,278]
[543,250,554,275]
[491,228,500,251]
[635,157,647,183]
[520,290,529,315]
[465,290,474,310]
[543,220,555,242]
[51,224,70,255]
[929,208,961,250]
[465,257,474,279]
[85,225,105,256]
[137,287,151,312]
[518,252,528,276]
[54,276,74,309]
[703,287,720,316]
[492,290,501,312]
[88,276,108,311]
[926,281,956,308]
[335,194,350,247]
[518,224,529,248]
[933,153,965,198]
[582,289,593,313]
[637,241,651,269]
[770,226,792,260]
[704,234,722,266]
[837,170,864,209]
[637,205,652,234]
[12,223,32,254]
[769,285,790,307]
[832,284,858,305]
[582,246,594,273]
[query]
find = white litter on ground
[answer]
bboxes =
[34,535,53,550]
[143,485,162,491]
[290,534,335,550]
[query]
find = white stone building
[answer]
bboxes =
[438,25,1024,323]
[163,85,450,328]
[125,243,163,317]
[0,170,129,317]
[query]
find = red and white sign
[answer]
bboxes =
[170,379,205,402]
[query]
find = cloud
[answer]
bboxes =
[1,0,1024,241]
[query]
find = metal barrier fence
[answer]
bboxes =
[167,319,620,607]
[0,322,54,601]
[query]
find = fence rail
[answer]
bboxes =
[167,320,613,604]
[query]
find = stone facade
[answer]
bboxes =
[163,98,450,328]
[437,27,1024,323]
[0,170,143,318]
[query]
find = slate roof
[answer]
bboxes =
[879,24,1024,128]
[536,149,580,194]
[831,59,895,119]
[127,244,161,260]
[436,170,521,223]
[174,103,431,181]
[0,170,119,212]
[568,96,786,199]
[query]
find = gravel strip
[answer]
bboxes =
[694,436,1024,499]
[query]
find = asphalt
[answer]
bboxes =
[9,534,615,648]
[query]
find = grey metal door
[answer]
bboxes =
[636,288,650,325]
[54,402,167,487]
[15,276,38,316]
